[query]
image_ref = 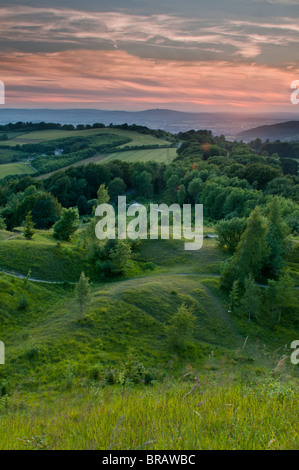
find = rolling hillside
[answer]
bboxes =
[237,121,299,143]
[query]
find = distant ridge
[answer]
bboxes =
[0,108,297,137]
[237,120,299,142]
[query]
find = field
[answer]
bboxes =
[37,147,177,179]
[0,148,28,164]
[0,163,35,179]
[0,128,171,148]
[99,147,177,164]
[0,127,176,178]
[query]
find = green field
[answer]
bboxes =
[0,127,175,178]
[0,128,171,148]
[0,163,35,179]
[0,148,28,164]
[37,147,177,179]
[100,147,177,164]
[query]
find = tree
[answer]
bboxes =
[76,195,89,215]
[109,240,132,275]
[177,184,187,206]
[280,158,298,176]
[76,272,90,318]
[17,191,61,229]
[263,198,290,279]
[108,177,126,201]
[240,274,260,324]
[228,279,241,313]
[132,171,153,198]
[239,163,281,190]
[167,303,197,350]
[188,178,202,203]
[23,211,35,240]
[221,207,269,290]
[165,174,180,204]
[215,217,246,253]
[53,207,79,241]
[0,216,6,230]
[267,273,295,323]
[97,183,110,205]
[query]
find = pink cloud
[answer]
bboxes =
[0,49,297,111]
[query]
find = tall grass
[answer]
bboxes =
[0,378,297,450]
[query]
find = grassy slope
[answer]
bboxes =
[0,230,15,241]
[0,163,35,179]
[0,231,298,450]
[0,267,297,450]
[0,231,88,282]
[1,233,297,373]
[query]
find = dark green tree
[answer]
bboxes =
[177,184,187,206]
[24,211,35,240]
[221,207,269,290]
[76,272,90,318]
[267,273,295,323]
[240,274,260,324]
[53,207,79,241]
[228,279,241,313]
[215,217,246,253]
[0,216,6,230]
[108,177,126,201]
[132,171,153,198]
[109,240,132,275]
[167,303,197,350]
[263,198,290,279]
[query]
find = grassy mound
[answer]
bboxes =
[0,233,88,282]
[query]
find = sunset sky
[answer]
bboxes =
[0,0,299,112]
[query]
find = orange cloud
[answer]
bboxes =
[0,49,297,111]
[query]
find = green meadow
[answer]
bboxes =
[99,147,177,164]
[0,163,35,179]
[0,148,28,164]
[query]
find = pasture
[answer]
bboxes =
[0,163,35,179]
[0,128,172,148]
[100,147,177,164]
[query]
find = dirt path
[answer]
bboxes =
[0,269,69,284]
[1,268,298,289]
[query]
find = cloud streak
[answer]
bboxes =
[0,6,298,63]
[0,49,297,111]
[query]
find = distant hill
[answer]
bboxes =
[237,121,299,142]
[0,108,297,137]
